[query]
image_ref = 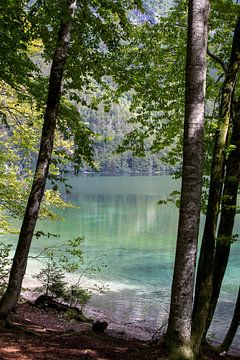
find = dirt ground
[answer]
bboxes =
[0,302,239,360]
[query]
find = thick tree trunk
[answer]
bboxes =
[165,1,209,359]
[192,18,240,351]
[0,0,76,320]
[204,100,240,335]
[218,287,240,352]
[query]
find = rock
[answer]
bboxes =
[92,320,108,333]
[34,294,52,307]
[34,295,67,312]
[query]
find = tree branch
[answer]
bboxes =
[207,48,228,73]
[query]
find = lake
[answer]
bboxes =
[2,175,240,347]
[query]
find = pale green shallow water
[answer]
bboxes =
[2,175,240,348]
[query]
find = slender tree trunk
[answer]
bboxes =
[165,1,209,359]
[0,0,76,320]
[204,99,240,335]
[218,287,240,352]
[192,18,240,351]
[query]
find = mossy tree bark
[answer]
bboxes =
[0,0,76,320]
[165,1,209,359]
[204,99,240,335]
[192,17,240,351]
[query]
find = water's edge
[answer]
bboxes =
[22,289,240,356]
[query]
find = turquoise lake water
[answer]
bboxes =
[2,175,240,347]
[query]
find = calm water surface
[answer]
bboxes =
[3,175,240,346]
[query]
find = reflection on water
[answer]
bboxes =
[1,175,240,347]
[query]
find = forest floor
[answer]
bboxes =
[0,300,239,360]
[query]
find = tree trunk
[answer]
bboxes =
[192,17,240,351]
[218,287,240,352]
[165,1,209,359]
[0,0,76,320]
[204,99,240,335]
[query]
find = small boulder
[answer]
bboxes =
[34,294,53,309]
[92,320,108,333]
[34,295,66,311]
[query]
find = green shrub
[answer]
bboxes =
[32,236,92,307]
[33,259,67,298]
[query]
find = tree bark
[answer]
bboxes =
[192,18,240,351]
[165,1,209,359]
[204,99,240,335]
[219,287,240,352]
[0,0,76,320]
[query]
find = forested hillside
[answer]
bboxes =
[70,0,175,175]
[77,95,173,174]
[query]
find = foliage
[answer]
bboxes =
[0,242,12,293]
[63,307,90,322]
[65,285,91,308]
[0,0,37,89]
[106,1,187,170]
[157,190,180,208]
[33,237,91,307]
[216,234,239,245]
[0,84,78,233]
[76,93,172,174]
[103,0,240,180]
[57,99,96,175]
[33,259,67,298]
[1,0,239,191]
[0,0,152,234]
